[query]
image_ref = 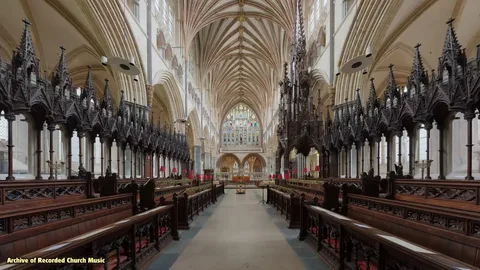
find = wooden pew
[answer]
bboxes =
[176,183,225,229]
[297,202,476,270]
[117,178,149,192]
[0,202,179,270]
[0,193,134,262]
[138,179,187,210]
[267,187,301,228]
[285,179,324,190]
[343,192,480,267]
[386,172,480,212]
[267,182,341,228]
[0,177,93,212]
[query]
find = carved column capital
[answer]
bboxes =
[47,123,56,131]
[4,113,15,121]
[329,86,336,107]
[146,84,154,108]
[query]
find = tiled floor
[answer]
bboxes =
[147,189,330,270]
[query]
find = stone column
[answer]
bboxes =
[5,113,15,180]
[47,124,55,180]
[100,138,105,177]
[205,153,211,169]
[78,131,84,171]
[194,146,202,175]
[35,126,43,180]
[67,131,72,179]
[90,136,95,177]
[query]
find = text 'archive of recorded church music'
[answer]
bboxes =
[6,257,106,264]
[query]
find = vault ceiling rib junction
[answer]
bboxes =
[184,0,296,126]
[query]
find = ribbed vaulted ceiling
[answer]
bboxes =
[183,0,296,127]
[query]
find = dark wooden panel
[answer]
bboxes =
[36,233,47,249]
[13,239,26,258]
[46,230,57,246]
[91,219,98,230]
[0,242,14,260]
[84,220,92,232]
[70,224,79,236]
[24,236,38,254]
[475,248,480,267]
[460,244,476,266]
[63,226,73,240]
[55,228,65,243]
[348,208,480,267]
[0,208,132,262]
[78,222,86,234]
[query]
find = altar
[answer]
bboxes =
[232,175,250,182]
[235,176,246,194]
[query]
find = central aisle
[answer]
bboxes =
[148,189,329,270]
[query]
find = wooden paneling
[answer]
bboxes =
[0,206,132,261]
[347,207,480,267]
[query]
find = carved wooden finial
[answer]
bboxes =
[60,45,66,52]
[414,43,421,49]
[105,78,109,83]
[388,63,394,69]
[22,18,31,26]
[446,18,455,25]
[370,77,374,82]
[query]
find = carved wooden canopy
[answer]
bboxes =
[0,20,190,162]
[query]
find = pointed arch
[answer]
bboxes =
[216,153,241,169]
[153,70,184,123]
[172,55,178,70]
[241,153,266,168]
[187,109,201,146]
[165,44,173,61]
[157,29,166,49]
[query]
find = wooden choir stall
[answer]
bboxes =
[271,3,480,268]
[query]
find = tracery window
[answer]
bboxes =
[222,104,261,149]
[308,0,328,38]
[155,0,175,42]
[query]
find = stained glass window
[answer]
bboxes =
[222,103,261,148]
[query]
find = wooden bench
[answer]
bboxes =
[176,183,224,230]
[0,178,93,213]
[0,202,179,270]
[267,187,301,228]
[284,179,324,190]
[386,172,480,212]
[138,179,187,210]
[297,202,476,270]
[343,192,480,267]
[0,193,134,262]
